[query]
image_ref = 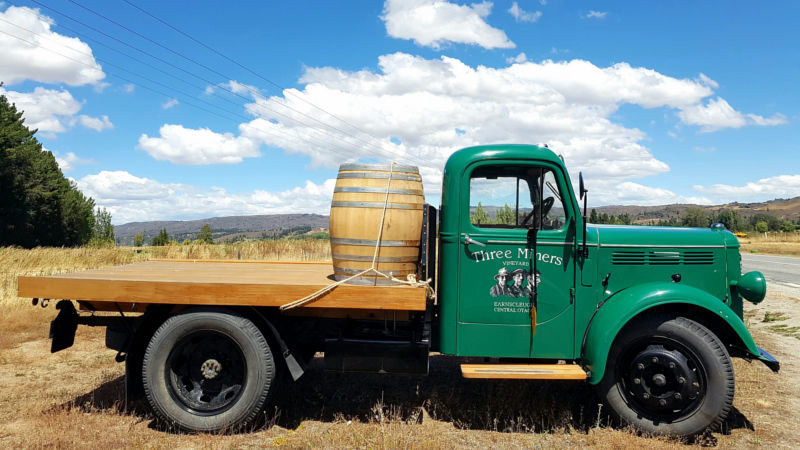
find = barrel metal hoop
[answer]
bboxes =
[331,201,422,210]
[339,163,419,174]
[337,173,421,181]
[334,187,424,195]
[332,253,419,263]
[330,237,420,247]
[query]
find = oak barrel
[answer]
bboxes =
[329,163,424,285]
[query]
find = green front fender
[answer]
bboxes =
[582,282,762,384]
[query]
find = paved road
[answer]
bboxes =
[742,253,800,287]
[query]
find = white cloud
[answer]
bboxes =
[161,98,179,109]
[678,97,786,132]
[224,80,261,97]
[506,52,528,64]
[586,11,607,19]
[1,86,114,135]
[0,6,104,86]
[594,181,711,206]
[76,170,337,224]
[0,86,82,134]
[78,171,173,201]
[381,0,514,49]
[509,2,542,23]
[746,112,787,127]
[693,175,800,202]
[282,54,719,183]
[78,114,113,132]
[225,53,786,203]
[50,150,93,173]
[93,82,111,93]
[138,124,260,165]
[123,84,136,93]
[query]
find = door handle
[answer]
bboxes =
[463,235,486,247]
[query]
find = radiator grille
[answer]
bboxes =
[612,250,714,266]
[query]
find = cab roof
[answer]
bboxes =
[444,144,563,173]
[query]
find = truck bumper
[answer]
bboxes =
[756,346,780,372]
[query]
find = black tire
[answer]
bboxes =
[596,315,734,437]
[142,308,277,432]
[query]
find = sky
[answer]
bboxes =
[1,0,798,224]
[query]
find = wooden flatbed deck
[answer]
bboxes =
[17,260,427,311]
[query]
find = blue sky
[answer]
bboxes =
[1,0,797,224]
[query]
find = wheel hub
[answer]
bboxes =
[628,345,703,412]
[167,331,245,413]
[201,359,222,379]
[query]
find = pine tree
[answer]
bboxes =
[151,228,170,246]
[716,209,742,232]
[471,202,489,225]
[0,89,96,247]
[681,207,711,228]
[495,204,515,225]
[197,224,213,244]
[89,208,115,246]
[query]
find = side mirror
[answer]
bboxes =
[579,172,586,200]
[578,172,589,258]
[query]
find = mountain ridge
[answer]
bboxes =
[113,196,800,245]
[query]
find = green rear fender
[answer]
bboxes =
[582,282,761,384]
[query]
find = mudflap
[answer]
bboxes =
[757,346,780,372]
[49,300,78,353]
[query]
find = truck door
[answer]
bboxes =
[456,161,576,358]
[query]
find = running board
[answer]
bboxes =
[460,364,587,380]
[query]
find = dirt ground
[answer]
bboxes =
[1,287,798,449]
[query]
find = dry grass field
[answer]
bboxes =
[739,231,800,257]
[1,242,798,449]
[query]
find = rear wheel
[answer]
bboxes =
[142,308,277,432]
[596,315,734,437]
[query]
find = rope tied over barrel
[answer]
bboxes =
[280,162,435,311]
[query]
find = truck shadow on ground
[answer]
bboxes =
[60,354,754,438]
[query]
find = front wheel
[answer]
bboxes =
[142,308,277,432]
[596,315,734,437]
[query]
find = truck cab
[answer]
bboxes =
[435,144,778,435]
[439,145,579,359]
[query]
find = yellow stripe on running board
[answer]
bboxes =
[460,364,587,380]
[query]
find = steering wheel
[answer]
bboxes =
[520,196,554,228]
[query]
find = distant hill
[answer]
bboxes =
[470,196,800,226]
[114,196,800,245]
[114,214,329,245]
[589,196,800,224]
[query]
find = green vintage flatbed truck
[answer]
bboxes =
[19,144,778,437]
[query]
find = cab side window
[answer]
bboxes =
[469,166,566,230]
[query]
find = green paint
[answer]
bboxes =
[437,144,773,373]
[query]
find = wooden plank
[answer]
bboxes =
[460,364,587,380]
[18,261,427,311]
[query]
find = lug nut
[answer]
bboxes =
[678,377,686,384]
[633,378,641,385]
[692,382,700,388]
[659,399,667,407]
[674,393,681,400]
[668,362,675,369]
[636,363,644,370]
[643,393,650,400]
[651,357,658,364]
